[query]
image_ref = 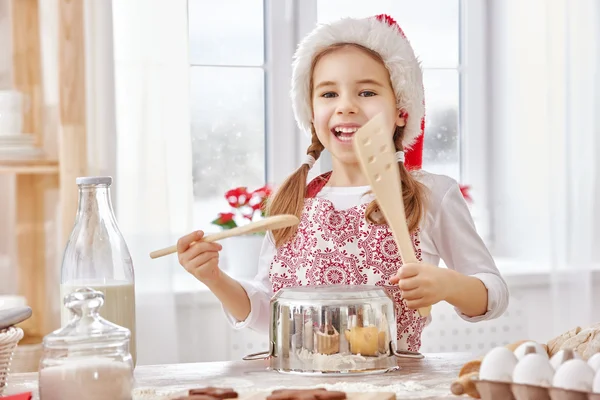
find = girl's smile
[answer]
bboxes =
[331,123,361,144]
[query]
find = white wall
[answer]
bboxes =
[0,0,16,294]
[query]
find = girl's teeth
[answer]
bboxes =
[335,127,358,133]
[333,126,358,142]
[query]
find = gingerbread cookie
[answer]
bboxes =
[174,387,237,399]
[267,388,346,400]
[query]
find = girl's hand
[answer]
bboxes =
[389,263,452,310]
[177,230,223,284]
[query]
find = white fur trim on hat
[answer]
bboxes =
[291,15,425,150]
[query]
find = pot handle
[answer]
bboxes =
[242,350,271,361]
[243,341,274,361]
[389,341,425,359]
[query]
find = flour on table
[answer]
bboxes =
[293,348,373,371]
[133,380,446,400]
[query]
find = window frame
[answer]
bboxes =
[458,0,491,245]
[264,0,312,184]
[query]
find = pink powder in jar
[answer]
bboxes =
[39,357,133,400]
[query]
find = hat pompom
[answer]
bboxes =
[375,14,406,37]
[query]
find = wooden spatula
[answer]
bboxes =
[149,214,300,259]
[353,113,431,317]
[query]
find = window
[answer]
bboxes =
[188,0,267,230]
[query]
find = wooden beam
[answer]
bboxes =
[58,0,88,246]
[10,0,52,337]
[11,0,42,143]
[0,165,59,175]
[15,175,57,338]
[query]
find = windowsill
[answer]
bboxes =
[492,258,600,288]
[170,259,600,306]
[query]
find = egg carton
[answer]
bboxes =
[471,341,600,400]
[474,379,600,400]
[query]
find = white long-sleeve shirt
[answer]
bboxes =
[223,171,509,334]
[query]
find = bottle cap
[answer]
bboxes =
[75,176,113,185]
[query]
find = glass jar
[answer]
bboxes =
[39,288,134,400]
[60,176,136,363]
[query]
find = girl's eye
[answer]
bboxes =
[321,92,337,98]
[360,91,376,97]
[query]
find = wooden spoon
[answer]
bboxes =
[352,113,431,317]
[149,214,300,259]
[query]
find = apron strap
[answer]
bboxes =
[306,171,332,198]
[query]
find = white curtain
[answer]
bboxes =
[111,0,194,365]
[547,0,599,334]
[489,0,599,341]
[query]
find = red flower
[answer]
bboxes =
[251,185,272,199]
[213,184,273,230]
[224,187,250,208]
[248,185,272,212]
[217,212,235,223]
[459,184,473,203]
[211,212,237,230]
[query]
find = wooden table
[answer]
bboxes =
[3,353,472,399]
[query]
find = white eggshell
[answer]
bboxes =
[594,369,600,393]
[479,346,518,383]
[513,341,548,360]
[512,353,554,387]
[588,352,600,373]
[550,349,581,370]
[552,359,594,392]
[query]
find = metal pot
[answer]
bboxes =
[244,285,423,375]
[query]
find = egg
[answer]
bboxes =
[594,369,600,393]
[553,358,595,392]
[588,352,600,373]
[512,353,555,387]
[513,341,548,360]
[550,348,581,370]
[479,346,518,382]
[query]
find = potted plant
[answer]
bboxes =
[212,185,272,279]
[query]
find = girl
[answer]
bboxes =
[177,14,509,352]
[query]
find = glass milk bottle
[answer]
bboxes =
[60,176,136,364]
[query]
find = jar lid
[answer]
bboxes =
[273,284,391,301]
[43,288,130,351]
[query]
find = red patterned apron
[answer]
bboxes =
[269,173,428,352]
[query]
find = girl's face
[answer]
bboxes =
[311,45,405,165]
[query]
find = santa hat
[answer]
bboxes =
[291,14,425,170]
